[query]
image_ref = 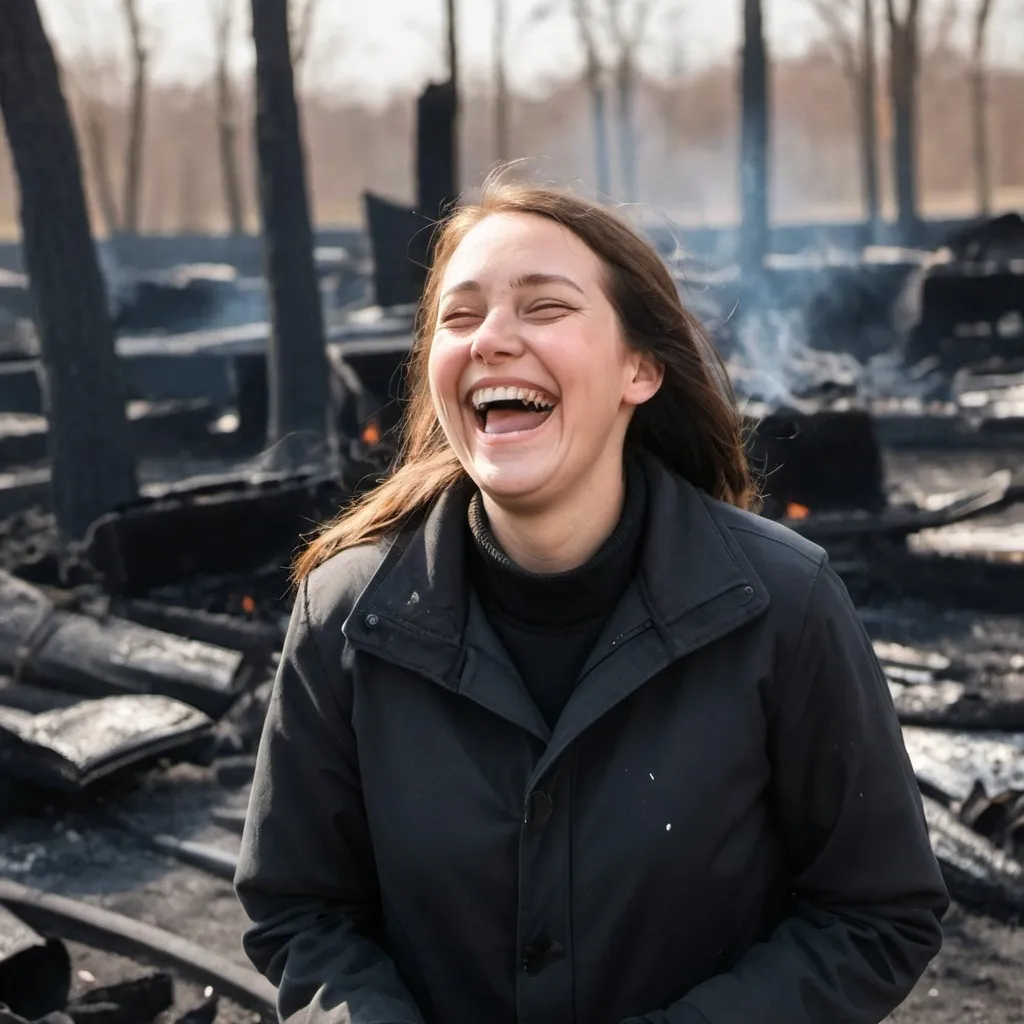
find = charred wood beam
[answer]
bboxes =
[251,0,330,464]
[784,470,1013,541]
[114,598,284,656]
[922,795,1024,923]
[0,879,275,1014]
[83,469,345,597]
[0,573,250,718]
[106,811,240,882]
[211,806,248,836]
[416,81,459,226]
[739,0,770,273]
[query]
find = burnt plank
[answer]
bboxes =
[0,572,248,716]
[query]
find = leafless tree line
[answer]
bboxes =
[1,0,1021,239]
[806,0,1002,240]
[57,0,320,239]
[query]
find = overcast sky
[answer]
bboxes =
[37,0,1024,102]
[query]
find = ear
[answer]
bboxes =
[623,351,664,407]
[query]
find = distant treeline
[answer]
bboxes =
[0,41,1021,238]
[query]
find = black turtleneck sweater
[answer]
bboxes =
[466,461,647,729]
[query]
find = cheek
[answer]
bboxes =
[427,339,466,417]
[553,334,631,406]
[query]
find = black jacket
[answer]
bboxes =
[235,454,948,1024]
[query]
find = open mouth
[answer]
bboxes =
[471,385,558,435]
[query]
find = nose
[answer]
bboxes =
[469,309,524,365]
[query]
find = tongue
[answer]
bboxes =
[485,407,552,435]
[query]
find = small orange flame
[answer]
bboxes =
[241,595,256,614]
[786,502,811,520]
[362,421,381,445]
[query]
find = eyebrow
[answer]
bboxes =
[441,273,585,299]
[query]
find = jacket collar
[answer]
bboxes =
[344,453,770,743]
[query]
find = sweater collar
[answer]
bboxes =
[465,458,648,629]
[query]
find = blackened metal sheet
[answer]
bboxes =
[0,693,210,791]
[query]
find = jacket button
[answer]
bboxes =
[522,935,562,975]
[523,790,553,827]
[364,613,380,629]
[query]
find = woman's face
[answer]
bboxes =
[428,212,662,511]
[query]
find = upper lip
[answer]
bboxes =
[463,377,560,406]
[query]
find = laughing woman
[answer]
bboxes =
[235,180,947,1024]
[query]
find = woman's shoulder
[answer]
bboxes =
[301,537,393,632]
[701,495,829,611]
[707,497,825,565]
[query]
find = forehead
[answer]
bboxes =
[441,212,604,286]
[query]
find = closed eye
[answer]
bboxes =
[440,310,482,327]
[527,303,575,317]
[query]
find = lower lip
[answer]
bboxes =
[472,408,555,445]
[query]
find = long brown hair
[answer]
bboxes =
[294,176,756,580]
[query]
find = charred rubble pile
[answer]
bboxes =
[0,468,319,1019]
[0,908,219,1024]
[1,211,1024,1013]
[0,882,274,1022]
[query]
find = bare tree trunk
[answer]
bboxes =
[606,0,652,204]
[290,0,320,90]
[587,60,611,196]
[886,0,921,244]
[807,0,879,241]
[588,82,611,197]
[84,109,121,238]
[740,0,770,271]
[493,0,510,162]
[0,0,138,540]
[860,0,881,238]
[177,150,199,233]
[251,0,329,464]
[573,0,610,196]
[970,0,996,216]
[214,0,245,235]
[446,0,460,195]
[121,0,147,236]
[615,52,638,203]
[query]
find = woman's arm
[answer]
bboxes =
[235,575,426,1024]
[625,561,949,1024]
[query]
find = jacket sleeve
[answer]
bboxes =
[234,576,426,1024]
[626,560,949,1024]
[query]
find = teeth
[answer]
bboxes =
[471,386,556,410]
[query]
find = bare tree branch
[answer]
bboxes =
[603,0,659,203]
[970,0,998,213]
[571,0,612,194]
[211,0,245,233]
[806,0,860,85]
[291,0,321,72]
[120,0,149,234]
[927,0,960,58]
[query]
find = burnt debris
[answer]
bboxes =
[1,205,1024,950]
[0,880,273,1022]
[904,213,1024,371]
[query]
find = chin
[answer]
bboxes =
[468,453,559,508]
